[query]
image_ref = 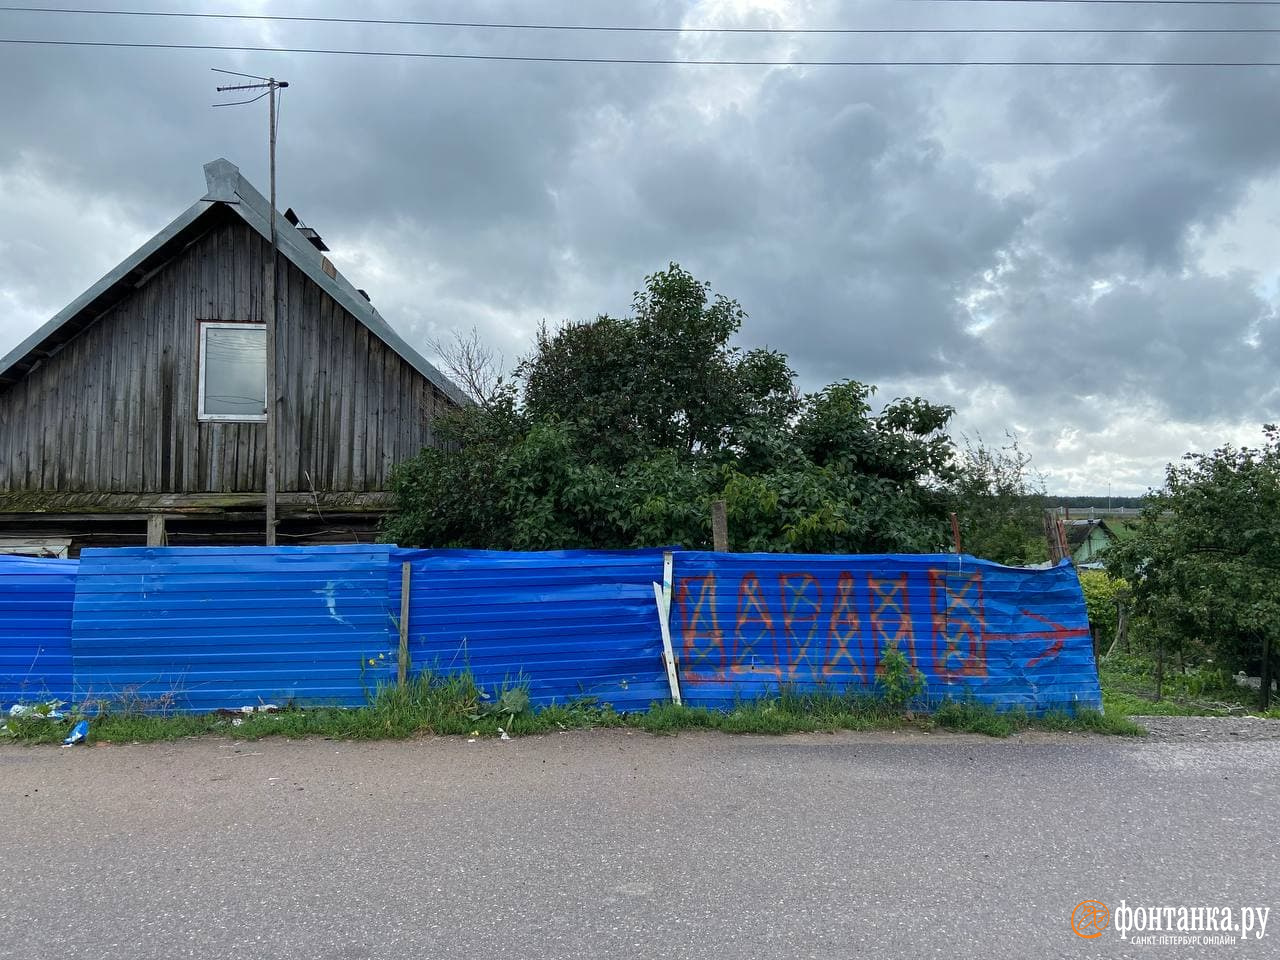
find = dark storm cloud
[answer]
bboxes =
[2,0,1279,492]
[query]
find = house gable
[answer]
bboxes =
[0,200,456,498]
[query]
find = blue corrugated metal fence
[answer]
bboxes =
[71,546,397,712]
[0,546,1100,715]
[0,554,77,710]
[669,552,1101,713]
[391,548,670,712]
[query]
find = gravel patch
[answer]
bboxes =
[1133,714,1280,741]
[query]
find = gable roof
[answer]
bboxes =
[0,158,467,406]
[1064,518,1117,550]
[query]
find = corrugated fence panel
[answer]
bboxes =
[669,552,1101,714]
[391,548,670,712]
[7,546,1099,716]
[967,557,1100,713]
[71,546,397,712]
[0,554,78,709]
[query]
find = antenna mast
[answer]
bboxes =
[214,70,289,545]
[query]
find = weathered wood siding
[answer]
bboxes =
[0,216,453,494]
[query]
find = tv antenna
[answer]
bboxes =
[213,68,289,546]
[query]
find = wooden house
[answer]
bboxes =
[0,159,465,555]
[1065,518,1118,567]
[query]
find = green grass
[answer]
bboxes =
[634,688,905,736]
[932,699,1144,738]
[1098,652,1270,719]
[1,672,1141,745]
[1102,690,1231,718]
[0,672,596,745]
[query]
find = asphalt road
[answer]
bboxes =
[2,723,1277,960]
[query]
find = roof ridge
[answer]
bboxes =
[0,159,469,408]
[206,159,468,406]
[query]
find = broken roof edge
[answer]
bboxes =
[203,158,470,407]
[0,159,469,409]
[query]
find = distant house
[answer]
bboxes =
[0,159,466,555]
[1065,519,1118,567]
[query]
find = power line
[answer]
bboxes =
[1,37,1278,65]
[1,5,1278,32]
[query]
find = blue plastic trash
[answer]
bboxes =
[62,721,89,746]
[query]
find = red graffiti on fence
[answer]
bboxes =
[675,563,1095,690]
[869,573,915,675]
[927,569,988,680]
[780,573,823,676]
[989,610,1089,669]
[732,572,777,675]
[677,574,725,673]
[823,572,867,680]
[672,565,1104,682]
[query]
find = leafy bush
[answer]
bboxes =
[876,639,925,710]
[385,264,960,553]
[1079,570,1126,649]
[1106,426,1280,686]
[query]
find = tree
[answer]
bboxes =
[518,265,797,467]
[427,326,506,408]
[945,434,1048,566]
[385,264,960,555]
[1106,426,1280,703]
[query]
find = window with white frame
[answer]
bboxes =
[198,322,267,421]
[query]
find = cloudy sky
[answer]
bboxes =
[2,0,1278,494]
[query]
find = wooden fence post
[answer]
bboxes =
[711,500,729,552]
[1261,634,1273,712]
[398,561,411,688]
[146,515,166,547]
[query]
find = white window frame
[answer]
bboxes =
[197,321,268,422]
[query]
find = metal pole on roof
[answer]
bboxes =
[265,78,279,545]
[213,70,289,545]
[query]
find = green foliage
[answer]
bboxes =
[2,679,1142,745]
[635,689,902,735]
[1038,707,1146,735]
[945,433,1048,565]
[1106,426,1280,676]
[468,684,532,726]
[2,673,564,744]
[1100,652,1258,714]
[385,263,960,553]
[1079,570,1127,648]
[933,700,1019,737]
[1102,688,1213,718]
[933,699,1143,736]
[876,639,925,710]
